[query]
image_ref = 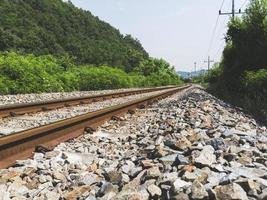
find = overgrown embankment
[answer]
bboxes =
[207,68,267,125]
[206,0,267,124]
[0,52,182,94]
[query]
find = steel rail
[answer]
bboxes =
[0,85,191,168]
[0,86,177,118]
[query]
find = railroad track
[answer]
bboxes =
[0,86,176,118]
[0,85,191,168]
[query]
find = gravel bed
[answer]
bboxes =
[1,86,267,200]
[0,88,149,106]
[0,89,174,136]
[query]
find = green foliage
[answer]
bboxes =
[144,72,182,87]
[241,69,267,124]
[242,69,267,88]
[241,69,267,109]
[204,63,224,84]
[0,0,148,71]
[0,52,183,94]
[135,58,176,76]
[0,52,65,93]
[207,0,267,124]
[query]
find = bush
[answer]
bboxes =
[0,52,183,94]
[73,66,134,90]
[241,69,267,124]
[0,52,65,94]
[242,69,267,89]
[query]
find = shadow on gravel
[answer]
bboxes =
[206,87,267,127]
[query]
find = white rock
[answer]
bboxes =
[172,178,191,193]
[195,145,216,166]
[147,184,162,197]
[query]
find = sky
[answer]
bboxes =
[70,0,249,72]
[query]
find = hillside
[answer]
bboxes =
[0,0,148,71]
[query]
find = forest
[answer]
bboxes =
[0,0,148,71]
[0,0,182,94]
[205,0,267,124]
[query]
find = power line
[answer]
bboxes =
[220,0,226,10]
[213,16,228,59]
[217,0,246,60]
[206,0,226,58]
[207,15,220,57]
[240,0,248,9]
[215,40,225,60]
[212,0,248,65]
[213,0,232,60]
[207,1,248,68]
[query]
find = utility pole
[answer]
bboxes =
[219,0,245,18]
[232,0,235,18]
[194,62,197,74]
[204,56,214,71]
